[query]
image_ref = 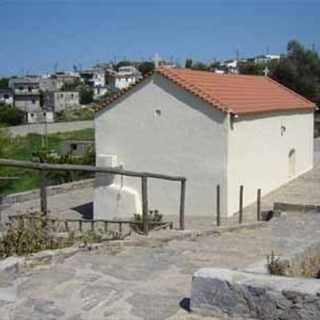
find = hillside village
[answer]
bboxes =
[0,53,281,125]
[1,1,320,319]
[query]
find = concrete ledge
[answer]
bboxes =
[191,268,320,320]
[274,202,320,212]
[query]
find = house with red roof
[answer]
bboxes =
[94,68,315,219]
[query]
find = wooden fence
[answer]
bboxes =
[215,184,262,225]
[0,159,187,235]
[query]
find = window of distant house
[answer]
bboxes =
[4,94,9,99]
[28,87,32,92]
[43,112,46,116]
[71,144,77,151]
[32,99,35,104]
[19,87,23,91]
[155,109,162,116]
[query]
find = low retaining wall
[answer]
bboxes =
[270,240,320,278]
[191,268,320,320]
[0,179,94,209]
[7,120,93,137]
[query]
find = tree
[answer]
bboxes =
[0,128,12,191]
[191,62,209,71]
[138,62,155,76]
[115,61,133,71]
[79,86,94,105]
[238,61,266,75]
[271,40,320,106]
[0,78,9,89]
[61,79,82,91]
[185,58,193,69]
[0,104,25,126]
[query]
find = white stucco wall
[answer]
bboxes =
[95,74,228,219]
[227,111,314,214]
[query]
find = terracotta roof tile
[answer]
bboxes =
[95,68,315,115]
[157,68,315,115]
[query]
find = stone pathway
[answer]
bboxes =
[1,211,320,320]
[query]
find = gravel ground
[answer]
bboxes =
[1,211,320,320]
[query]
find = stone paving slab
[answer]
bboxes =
[1,211,320,319]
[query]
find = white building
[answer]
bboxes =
[106,66,142,91]
[9,78,41,113]
[0,89,13,105]
[45,91,80,112]
[27,111,54,124]
[254,54,281,64]
[94,68,314,219]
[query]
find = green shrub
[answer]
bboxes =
[0,214,73,257]
[132,209,163,233]
[0,104,25,126]
[267,251,286,276]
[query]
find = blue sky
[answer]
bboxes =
[0,0,319,76]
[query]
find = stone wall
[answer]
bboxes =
[271,240,320,278]
[7,120,93,137]
[191,268,320,320]
[0,179,94,210]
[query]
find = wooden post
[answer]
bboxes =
[119,222,122,234]
[179,179,186,230]
[79,220,83,233]
[239,185,244,224]
[216,184,221,227]
[141,176,149,235]
[104,221,108,233]
[91,220,94,232]
[257,188,261,221]
[40,169,48,216]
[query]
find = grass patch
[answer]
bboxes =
[0,128,94,195]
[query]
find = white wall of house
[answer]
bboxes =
[227,111,314,214]
[27,111,54,124]
[114,76,138,90]
[15,96,41,112]
[95,73,229,219]
[53,91,80,112]
[95,73,314,219]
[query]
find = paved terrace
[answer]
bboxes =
[1,211,320,320]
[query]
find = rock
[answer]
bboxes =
[191,268,320,320]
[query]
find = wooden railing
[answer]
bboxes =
[8,214,173,236]
[0,159,186,235]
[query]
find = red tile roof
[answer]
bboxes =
[95,68,315,116]
[157,68,315,115]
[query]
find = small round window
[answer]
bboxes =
[155,109,162,116]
